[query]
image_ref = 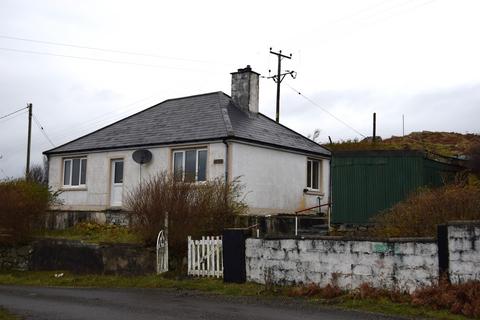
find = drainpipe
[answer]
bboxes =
[223,139,229,184]
[328,157,333,230]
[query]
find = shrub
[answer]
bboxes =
[371,183,480,237]
[0,179,57,244]
[126,172,247,272]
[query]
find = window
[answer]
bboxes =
[63,157,87,186]
[307,159,321,190]
[173,149,207,182]
[113,160,123,184]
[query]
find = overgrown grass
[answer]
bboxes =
[0,308,20,320]
[37,223,142,244]
[0,271,475,319]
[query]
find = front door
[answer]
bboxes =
[110,159,124,207]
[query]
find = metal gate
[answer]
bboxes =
[156,213,169,274]
[156,230,168,274]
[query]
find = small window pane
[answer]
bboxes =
[185,150,196,182]
[197,150,207,181]
[173,152,183,181]
[312,161,319,190]
[114,161,123,184]
[64,160,71,185]
[306,161,311,188]
[72,159,80,186]
[80,159,87,185]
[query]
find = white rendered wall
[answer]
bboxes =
[48,142,226,211]
[230,142,330,214]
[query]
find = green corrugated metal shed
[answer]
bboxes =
[331,150,464,224]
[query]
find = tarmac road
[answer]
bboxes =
[0,285,405,320]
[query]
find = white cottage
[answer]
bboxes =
[44,66,331,216]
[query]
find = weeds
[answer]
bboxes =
[412,278,480,318]
[39,222,141,244]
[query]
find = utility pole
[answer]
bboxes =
[372,112,377,143]
[268,48,296,123]
[26,103,32,178]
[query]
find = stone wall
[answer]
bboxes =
[448,221,480,283]
[1,239,154,275]
[246,237,439,292]
[0,244,33,271]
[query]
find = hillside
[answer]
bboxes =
[327,131,480,158]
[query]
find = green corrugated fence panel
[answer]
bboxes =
[331,151,462,225]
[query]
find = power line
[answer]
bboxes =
[318,0,437,44]
[286,84,367,138]
[32,114,55,147]
[0,106,27,120]
[0,109,27,125]
[0,47,224,73]
[47,94,160,139]
[318,0,397,29]
[0,34,227,65]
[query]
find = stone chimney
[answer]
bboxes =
[231,65,259,114]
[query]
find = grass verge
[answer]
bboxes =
[0,271,473,319]
[0,308,20,320]
[337,298,469,320]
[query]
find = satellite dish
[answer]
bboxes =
[132,149,152,164]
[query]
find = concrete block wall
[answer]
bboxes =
[246,237,439,292]
[448,221,480,283]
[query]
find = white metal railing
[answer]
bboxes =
[187,236,223,278]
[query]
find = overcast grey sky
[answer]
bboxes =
[0,0,479,178]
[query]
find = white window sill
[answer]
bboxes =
[61,186,87,191]
[303,188,324,196]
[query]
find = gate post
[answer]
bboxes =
[437,224,450,281]
[223,228,249,283]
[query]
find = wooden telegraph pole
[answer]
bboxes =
[26,103,32,178]
[268,48,296,123]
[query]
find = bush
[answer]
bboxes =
[126,172,247,272]
[0,179,57,244]
[371,183,480,237]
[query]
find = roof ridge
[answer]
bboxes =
[216,92,235,137]
[162,91,225,103]
[44,91,228,155]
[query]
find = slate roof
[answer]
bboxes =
[44,91,331,157]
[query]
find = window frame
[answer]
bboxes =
[63,157,87,187]
[172,148,208,183]
[306,158,321,191]
[112,159,124,185]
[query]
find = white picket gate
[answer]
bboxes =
[187,236,223,278]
